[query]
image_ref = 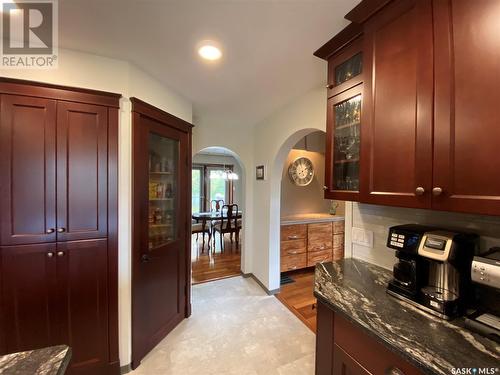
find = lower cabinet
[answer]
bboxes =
[0,240,114,375]
[316,300,423,375]
[281,221,344,272]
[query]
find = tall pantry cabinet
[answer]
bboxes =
[0,78,120,375]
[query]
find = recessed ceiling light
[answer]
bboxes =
[198,42,222,61]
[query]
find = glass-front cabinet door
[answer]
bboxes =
[325,85,363,200]
[148,133,179,250]
[327,38,363,98]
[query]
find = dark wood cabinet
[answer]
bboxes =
[360,0,434,209]
[0,79,120,375]
[0,243,58,354]
[325,86,363,201]
[316,0,500,216]
[131,98,192,369]
[432,0,500,216]
[56,102,109,241]
[333,344,370,375]
[0,95,57,245]
[315,300,423,375]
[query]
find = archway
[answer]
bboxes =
[268,128,325,291]
[191,146,247,284]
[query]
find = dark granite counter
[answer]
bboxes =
[0,345,71,375]
[314,259,500,375]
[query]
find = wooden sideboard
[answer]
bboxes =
[280,219,344,272]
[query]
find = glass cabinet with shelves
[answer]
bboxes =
[325,85,363,200]
[148,133,179,250]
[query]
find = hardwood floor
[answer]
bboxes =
[276,269,317,333]
[191,233,241,285]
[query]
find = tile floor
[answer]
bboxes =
[130,276,315,375]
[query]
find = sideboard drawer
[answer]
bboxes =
[333,221,345,234]
[307,249,333,267]
[281,239,307,256]
[281,224,307,241]
[281,253,307,272]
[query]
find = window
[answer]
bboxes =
[192,164,234,212]
[192,167,202,213]
[208,168,228,203]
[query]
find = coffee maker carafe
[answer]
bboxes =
[417,231,478,318]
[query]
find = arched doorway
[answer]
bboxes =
[191,146,246,284]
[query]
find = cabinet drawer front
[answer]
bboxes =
[308,223,333,251]
[281,239,307,256]
[281,224,307,241]
[333,233,344,248]
[334,313,422,375]
[309,242,332,253]
[333,221,345,234]
[307,249,333,267]
[280,253,307,272]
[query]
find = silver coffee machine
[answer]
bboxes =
[465,249,500,342]
[417,231,478,319]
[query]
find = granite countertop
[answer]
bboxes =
[0,345,71,375]
[281,213,344,225]
[314,259,500,375]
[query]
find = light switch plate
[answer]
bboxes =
[352,227,374,248]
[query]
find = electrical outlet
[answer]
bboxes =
[352,227,374,248]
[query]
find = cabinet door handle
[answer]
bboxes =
[326,84,334,90]
[385,367,405,375]
[57,251,65,257]
[46,228,55,234]
[415,187,425,196]
[141,254,152,263]
[323,185,328,190]
[288,250,298,254]
[432,187,443,196]
[57,227,66,233]
[288,235,299,240]
[47,252,54,258]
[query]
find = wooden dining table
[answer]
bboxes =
[192,210,242,251]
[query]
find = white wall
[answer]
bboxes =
[192,117,255,275]
[252,86,327,291]
[349,203,500,270]
[281,148,330,217]
[1,48,193,368]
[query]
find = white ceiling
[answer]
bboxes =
[59,0,359,127]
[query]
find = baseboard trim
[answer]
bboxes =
[120,363,132,374]
[243,272,280,295]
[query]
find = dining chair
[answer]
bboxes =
[212,204,240,252]
[191,218,211,253]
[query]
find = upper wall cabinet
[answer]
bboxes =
[316,0,500,216]
[432,0,500,216]
[360,0,434,209]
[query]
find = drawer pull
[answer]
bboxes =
[385,367,405,375]
[287,235,299,240]
[288,250,298,254]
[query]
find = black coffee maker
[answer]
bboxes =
[387,224,435,299]
[387,224,478,319]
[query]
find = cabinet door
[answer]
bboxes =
[325,86,363,201]
[0,243,58,354]
[433,0,500,215]
[327,37,363,98]
[56,239,109,374]
[56,102,108,241]
[333,344,371,375]
[360,0,433,208]
[132,109,189,367]
[0,95,57,245]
